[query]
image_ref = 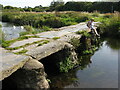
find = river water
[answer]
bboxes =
[1,21,119,89]
[49,38,119,88]
[1,22,26,40]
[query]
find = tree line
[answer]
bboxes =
[0,1,120,13]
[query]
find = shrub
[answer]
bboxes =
[69,37,80,49]
[58,57,75,73]
[99,12,120,38]
[2,12,90,29]
[42,26,52,31]
[24,25,34,32]
[44,17,64,28]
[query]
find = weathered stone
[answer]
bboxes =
[9,38,44,48]
[0,47,30,81]
[26,41,68,60]
[6,59,49,89]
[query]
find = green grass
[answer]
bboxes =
[98,12,120,38]
[2,11,90,29]
[76,30,91,38]
[83,50,93,54]
[52,37,60,40]
[0,28,4,44]
[2,35,39,48]
[37,40,49,46]
[24,25,34,32]
[5,40,48,50]
[14,49,28,55]
[42,26,52,31]
[0,24,2,28]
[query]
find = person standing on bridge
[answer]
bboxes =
[87,19,100,37]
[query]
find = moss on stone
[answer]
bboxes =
[52,37,60,40]
[14,49,28,55]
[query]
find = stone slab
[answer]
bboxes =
[9,38,44,48]
[26,41,67,60]
[0,47,30,81]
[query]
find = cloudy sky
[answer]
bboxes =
[0,0,119,8]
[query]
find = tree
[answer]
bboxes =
[4,6,14,9]
[50,0,64,11]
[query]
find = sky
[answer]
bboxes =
[0,0,119,8]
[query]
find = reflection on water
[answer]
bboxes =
[1,22,26,40]
[49,38,118,88]
[105,37,120,50]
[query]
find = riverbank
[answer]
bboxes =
[98,12,120,38]
[1,11,107,36]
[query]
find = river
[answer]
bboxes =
[1,21,119,89]
[49,38,119,88]
[1,22,26,40]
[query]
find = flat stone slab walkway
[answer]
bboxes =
[9,22,88,49]
[1,22,98,80]
[0,47,29,81]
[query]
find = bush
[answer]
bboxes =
[2,12,90,29]
[99,12,120,38]
[58,57,75,73]
[24,25,34,32]
[42,26,52,31]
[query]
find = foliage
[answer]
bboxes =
[56,2,120,13]
[58,57,75,73]
[0,24,2,28]
[37,40,49,46]
[69,37,80,49]
[24,25,34,32]
[14,49,28,55]
[76,30,91,38]
[0,27,4,44]
[42,26,52,31]
[2,12,89,29]
[99,12,120,38]
[2,2,120,13]
[1,36,39,48]
[83,50,93,54]
[53,37,60,40]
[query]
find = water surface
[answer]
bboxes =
[1,22,26,40]
[49,39,119,88]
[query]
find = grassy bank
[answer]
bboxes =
[2,11,90,28]
[0,24,4,44]
[98,12,120,38]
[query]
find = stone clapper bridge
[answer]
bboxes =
[0,22,98,89]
